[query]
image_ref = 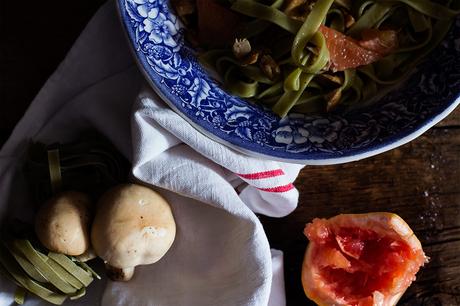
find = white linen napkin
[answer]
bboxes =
[0,1,303,305]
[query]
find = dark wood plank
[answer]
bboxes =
[261,127,460,305]
[435,108,460,127]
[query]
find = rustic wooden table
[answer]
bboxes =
[1,1,459,305]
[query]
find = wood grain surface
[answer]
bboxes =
[261,114,460,305]
[1,1,460,305]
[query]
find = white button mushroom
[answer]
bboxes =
[35,191,92,256]
[91,184,176,281]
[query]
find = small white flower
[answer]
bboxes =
[294,127,310,144]
[143,13,177,48]
[135,0,159,19]
[309,135,325,144]
[274,126,293,144]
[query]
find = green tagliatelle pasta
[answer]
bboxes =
[231,0,302,33]
[291,0,334,65]
[347,3,394,37]
[195,0,459,117]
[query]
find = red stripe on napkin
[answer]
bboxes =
[237,169,284,180]
[258,183,295,193]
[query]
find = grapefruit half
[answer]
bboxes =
[302,213,427,306]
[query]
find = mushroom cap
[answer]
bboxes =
[91,184,176,270]
[35,191,92,256]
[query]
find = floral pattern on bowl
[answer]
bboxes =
[118,0,460,164]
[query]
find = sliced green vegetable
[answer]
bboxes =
[273,73,315,117]
[46,258,84,290]
[13,240,76,294]
[334,0,351,10]
[231,0,301,34]
[347,3,393,37]
[197,0,460,117]
[224,67,259,98]
[284,68,303,91]
[77,261,101,280]
[70,287,86,300]
[299,31,330,74]
[380,0,460,20]
[292,0,334,65]
[408,8,430,33]
[328,8,345,32]
[47,149,62,193]
[14,286,26,305]
[256,82,283,99]
[0,244,67,305]
[48,252,93,286]
[4,242,48,283]
[241,66,274,85]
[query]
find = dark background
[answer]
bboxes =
[0,0,106,144]
[1,1,460,305]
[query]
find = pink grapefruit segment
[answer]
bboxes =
[318,26,398,72]
[302,213,427,306]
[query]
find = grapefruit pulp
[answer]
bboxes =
[302,213,427,306]
[318,26,397,72]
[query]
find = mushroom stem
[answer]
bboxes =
[105,265,135,281]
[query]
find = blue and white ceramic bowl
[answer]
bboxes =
[117,0,460,164]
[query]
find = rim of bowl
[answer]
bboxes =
[116,1,460,165]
